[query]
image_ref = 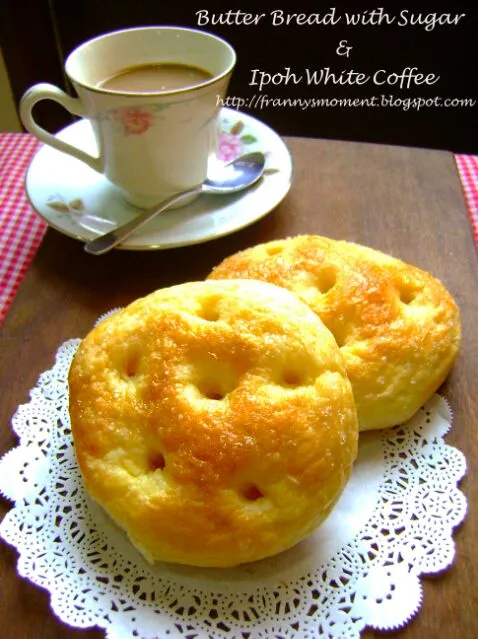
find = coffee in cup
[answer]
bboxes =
[20,27,236,207]
[98,62,213,93]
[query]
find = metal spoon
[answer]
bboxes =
[84,152,266,255]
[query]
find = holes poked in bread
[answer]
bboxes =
[148,452,166,472]
[330,328,348,348]
[281,368,306,387]
[118,347,142,380]
[197,295,221,322]
[264,243,285,256]
[241,483,264,501]
[267,352,321,389]
[320,319,351,349]
[398,286,418,305]
[293,266,337,300]
[184,355,241,403]
[315,265,337,294]
[125,355,139,377]
[196,380,227,401]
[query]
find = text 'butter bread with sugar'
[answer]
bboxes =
[208,236,461,431]
[68,280,358,567]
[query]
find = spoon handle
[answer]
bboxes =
[84,185,202,255]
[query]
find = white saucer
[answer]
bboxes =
[25,108,292,250]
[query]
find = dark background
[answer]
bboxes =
[1,0,476,153]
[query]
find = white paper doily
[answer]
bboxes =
[0,338,467,639]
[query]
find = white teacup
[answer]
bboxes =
[20,26,236,207]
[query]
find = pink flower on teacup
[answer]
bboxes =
[116,107,156,135]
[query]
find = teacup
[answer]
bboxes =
[20,26,236,207]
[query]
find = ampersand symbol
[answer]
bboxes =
[337,40,353,58]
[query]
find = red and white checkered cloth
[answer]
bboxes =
[0,134,45,324]
[0,134,477,326]
[455,155,478,243]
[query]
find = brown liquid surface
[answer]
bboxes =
[98,63,213,93]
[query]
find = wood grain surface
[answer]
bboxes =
[1,137,477,638]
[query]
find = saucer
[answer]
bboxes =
[25,108,292,250]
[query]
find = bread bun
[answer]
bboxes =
[208,236,461,431]
[69,279,358,567]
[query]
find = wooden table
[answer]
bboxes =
[1,137,477,638]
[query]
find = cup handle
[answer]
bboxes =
[20,83,102,173]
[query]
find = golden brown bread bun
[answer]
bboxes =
[69,279,358,567]
[208,236,461,431]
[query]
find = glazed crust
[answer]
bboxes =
[208,236,461,431]
[69,279,358,567]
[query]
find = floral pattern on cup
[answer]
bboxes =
[99,106,260,163]
[98,105,164,136]
[218,120,258,162]
[115,107,157,135]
